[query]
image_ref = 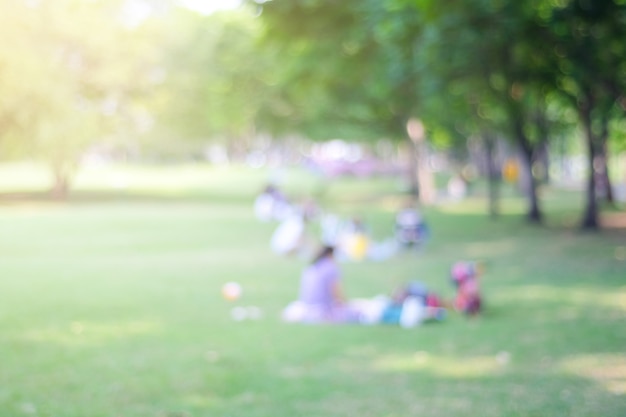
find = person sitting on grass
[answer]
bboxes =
[254,184,291,222]
[282,245,360,324]
[450,261,482,316]
[375,281,447,327]
[395,203,430,248]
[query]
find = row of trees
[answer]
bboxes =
[0,0,288,183]
[252,0,626,229]
[0,0,167,196]
[0,0,624,229]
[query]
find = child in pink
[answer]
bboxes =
[451,261,482,315]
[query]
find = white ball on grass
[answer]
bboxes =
[222,282,242,301]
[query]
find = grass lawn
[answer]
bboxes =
[0,162,625,417]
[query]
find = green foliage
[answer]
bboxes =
[1,0,624,219]
[151,7,270,145]
[255,0,426,142]
[0,0,162,193]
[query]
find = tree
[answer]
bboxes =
[148,6,274,159]
[0,0,161,197]
[254,0,625,227]
[413,0,556,221]
[545,0,626,228]
[255,0,437,202]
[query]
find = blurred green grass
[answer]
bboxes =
[0,162,625,417]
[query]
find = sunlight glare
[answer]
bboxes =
[178,0,242,14]
[18,320,162,347]
[373,352,506,378]
[560,354,626,395]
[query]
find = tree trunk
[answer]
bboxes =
[603,161,615,204]
[416,140,436,206]
[51,172,70,200]
[406,138,419,199]
[50,161,72,200]
[601,140,615,205]
[519,145,542,223]
[512,118,542,223]
[534,110,551,185]
[406,118,436,205]
[580,105,599,230]
[484,133,500,219]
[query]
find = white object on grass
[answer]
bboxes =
[400,297,425,328]
[270,215,305,255]
[222,282,242,301]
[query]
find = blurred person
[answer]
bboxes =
[395,203,430,248]
[450,261,482,315]
[337,216,371,262]
[347,280,447,327]
[282,245,360,324]
[270,210,314,257]
[447,173,468,200]
[254,184,292,222]
[299,197,321,222]
[320,213,343,246]
[367,237,399,262]
[378,281,447,327]
[281,246,448,327]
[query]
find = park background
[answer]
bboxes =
[1,1,625,416]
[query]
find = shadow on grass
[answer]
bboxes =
[187,340,626,417]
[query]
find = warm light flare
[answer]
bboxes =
[178,0,241,14]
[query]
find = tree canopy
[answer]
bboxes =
[0,0,624,228]
[252,0,626,228]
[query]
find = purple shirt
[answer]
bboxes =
[298,257,340,310]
